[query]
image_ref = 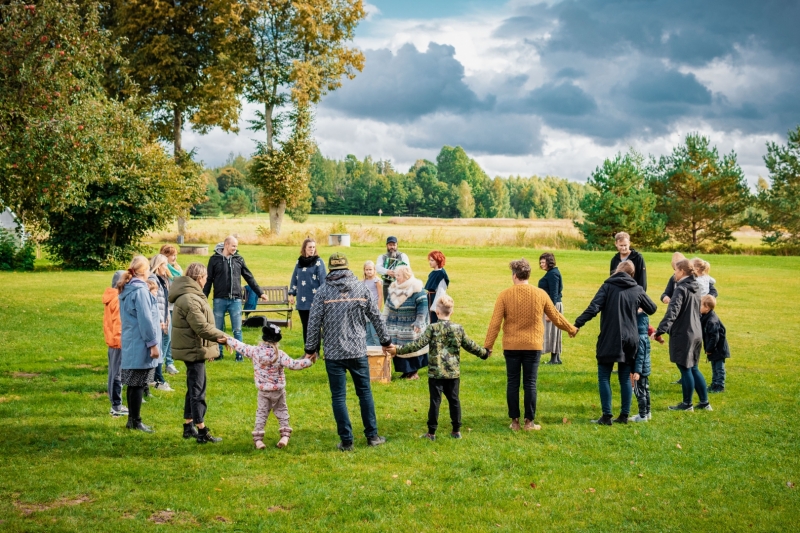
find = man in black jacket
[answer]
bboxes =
[574,261,657,425]
[204,236,266,361]
[609,232,647,291]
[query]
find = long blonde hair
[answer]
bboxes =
[116,255,149,292]
[150,254,168,276]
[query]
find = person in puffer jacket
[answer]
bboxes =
[225,324,313,450]
[631,313,653,422]
[305,252,394,451]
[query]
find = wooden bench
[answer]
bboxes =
[243,286,293,329]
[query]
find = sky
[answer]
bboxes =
[184,0,800,185]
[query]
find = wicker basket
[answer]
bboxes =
[366,346,391,384]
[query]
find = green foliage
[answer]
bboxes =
[286,191,311,223]
[0,229,17,271]
[192,185,223,217]
[751,126,800,247]
[15,238,35,271]
[456,181,476,218]
[216,167,246,194]
[649,134,752,251]
[577,151,667,250]
[221,187,252,217]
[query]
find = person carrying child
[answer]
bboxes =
[390,295,490,440]
[225,324,314,449]
[700,295,730,393]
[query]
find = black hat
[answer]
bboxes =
[386,236,398,244]
[261,323,282,343]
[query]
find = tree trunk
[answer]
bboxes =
[269,200,286,235]
[265,103,274,150]
[174,108,186,240]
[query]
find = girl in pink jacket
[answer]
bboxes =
[226,324,313,449]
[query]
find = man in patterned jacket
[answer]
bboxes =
[305,252,394,451]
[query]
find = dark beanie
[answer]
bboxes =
[262,323,282,343]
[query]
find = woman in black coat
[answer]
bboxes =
[538,253,564,365]
[574,262,657,425]
[655,259,711,412]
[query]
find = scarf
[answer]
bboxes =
[298,255,320,268]
[424,268,449,292]
[387,277,423,308]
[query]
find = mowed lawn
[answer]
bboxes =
[1,245,799,532]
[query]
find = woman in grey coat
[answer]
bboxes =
[655,259,711,412]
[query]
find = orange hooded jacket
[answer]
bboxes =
[103,287,122,349]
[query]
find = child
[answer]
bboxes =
[631,314,656,422]
[225,324,313,449]
[700,295,730,393]
[146,279,159,297]
[363,260,383,345]
[103,271,128,417]
[692,258,716,297]
[391,295,490,440]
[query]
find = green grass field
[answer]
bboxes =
[1,245,799,531]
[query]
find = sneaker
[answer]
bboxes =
[235,355,243,362]
[591,414,613,425]
[631,414,648,422]
[420,433,436,441]
[612,414,629,424]
[110,405,129,417]
[523,419,541,431]
[450,432,462,439]
[695,401,713,411]
[147,381,156,388]
[183,422,198,439]
[671,379,682,385]
[367,435,386,447]
[668,402,694,411]
[337,441,354,452]
[509,418,521,431]
[196,427,222,444]
[154,382,174,392]
[646,412,652,420]
[166,364,179,375]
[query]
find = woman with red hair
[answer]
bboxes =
[425,251,449,324]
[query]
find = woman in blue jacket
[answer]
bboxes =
[288,238,326,343]
[118,255,161,433]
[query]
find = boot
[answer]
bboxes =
[126,418,154,433]
[591,414,613,425]
[183,422,198,439]
[612,413,629,424]
[509,418,521,431]
[196,426,222,444]
[544,353,558,365]
[276,436,290,448]
[252,430,266,449]
[555,353,563,364]
[524,418,541,431]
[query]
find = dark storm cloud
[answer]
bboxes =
[522,81,597,116]
[625,69,711,105]
[321,43,493,122]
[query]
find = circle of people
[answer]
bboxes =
[102,232,730,450]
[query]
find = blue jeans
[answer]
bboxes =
[213,298,243,358]
[365,322,380,346]
[677,364,708,404]
[165,310,174,367]
[325,357,378,443]
[711,360,726,388]
[598,361,633,416]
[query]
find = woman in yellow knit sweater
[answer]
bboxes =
[484,259,578,431]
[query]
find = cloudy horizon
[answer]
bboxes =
[183,0,800,186]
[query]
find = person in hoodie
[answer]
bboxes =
[148,254,173,392]
[117,256,161,433]
[655,259,712,412]
[700,295,730,393]
[305,252,394,451]
[609,232,647,291]
[103,270,128,417]
[574,261,658,425]
[170,263,229,444]
[204,236,267,361]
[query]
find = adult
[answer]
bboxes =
[610,232,647,291]
[170,262,228,443]
[376,236,410,305]
[484,259,577,431]
[117,255,161,433]
[204,236,267,361]
[655,259,712,412]
[538,252,564,365]
[383,265,429,380]
[288,238,326,343]
[661,252,717,385]
[148,254,174,391]
[159,244,181,375]
[305,252,393,451]
[574,262,658,425]
[425,251,449,324]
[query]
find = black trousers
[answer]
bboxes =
[298,309,310,344]
[183,360,207,424]
[504,350,542,421]
[428,377,461,434]
[634,376,650,417]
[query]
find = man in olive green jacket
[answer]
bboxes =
[169,272,227,444]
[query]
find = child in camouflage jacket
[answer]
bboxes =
[393,295,490,440]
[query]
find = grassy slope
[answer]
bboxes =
[1,245,799,532]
